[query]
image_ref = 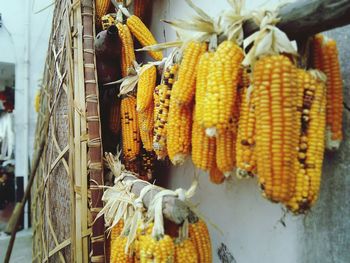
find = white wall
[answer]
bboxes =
[0,0,53,227]
[150,1,303,262]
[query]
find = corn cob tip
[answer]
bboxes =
[205,127,217,137]
[171,154,187,166]
[326,128,341,150]
[236,168,253,179]
[223,171,233,178]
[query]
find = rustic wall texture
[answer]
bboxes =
[301,25,350,263]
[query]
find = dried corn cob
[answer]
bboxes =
[110,236,134,263]
[287,71,326,213]
[139,234,175,262]
[323,39,343,149]
[117,23,136,77]
[311,34,324,70]
[138,103,154,151]
[192,120,216,172]
[96,0,111,28]
[101,14,116,31]
[126,15,163,60]
[171,41,207,106]
[174,239,198,263]
[209,161,225,184]
[110,220,125,263]
[133,0,152,26]
[194,52,214,122]
[236,86,256,178]
[137,65,157,112]
[254,55,299,203]
[188,219,212,263]
[153,64,179,159]
[109,98,121,135]
[167,101,193,165]
[216,124,237,177]
[121,96,141,161]
[203,40,244,136]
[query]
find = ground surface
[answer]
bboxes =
[0,229,32,263]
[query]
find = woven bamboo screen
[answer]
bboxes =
[31,0,105,262]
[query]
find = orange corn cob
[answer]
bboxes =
[209,161,225,184]
[121,96,141,161]
[254,55,299,203]
[126,15,163,60]
[117,23,136,77]
[137,65,157,112]
[188,219,212,263]
[171,41,207,106]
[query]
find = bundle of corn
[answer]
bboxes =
[311,34,343,150]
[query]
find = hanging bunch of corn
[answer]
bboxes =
[121,96,141,161]
[286,70,327,214]
[153,64,179,159]
[311,34,343,150]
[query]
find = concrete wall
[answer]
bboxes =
[149,1,349,263]
[0,0,53,227]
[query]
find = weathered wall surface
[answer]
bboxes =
[150,1,349,263]
[301,26,350,263]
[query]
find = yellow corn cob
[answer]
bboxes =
[121,96,141,161]
[174,239,198,263]
[167,101,193,165]
[209,161,225,184]
[236,86,256,178]
[138,103,154,151]
[153,64,179,159]
[323,39,343,148]
[171,41,207,106]
[110,236,134,263]
[110,220,125,263]
[139,234,175,262]
[216,123,237,177]
[126,15,163,61]
[96,0,111,27]
[254,55,299,203]
[203,40,244,136]
[101,14,116,31]
[191,120,216,172]
[139,150,155,181]
[117,23,136,77]
[137,65,157,112]
[109,98,121,135]
[287,71,326,213]
[194,52,214,122]
[188,219,212,263]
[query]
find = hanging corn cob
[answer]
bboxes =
[110,220,125,262]
[254,55,299,203]
[110,235,134,263]
[137,65,157,112]
[139,234,175,262]
[121,96,141,161]
[311,36,343,150]
[167,101,193,165]
[109,97,121,135]
[101,14,116,31]
[236,86,256,178]
[171,41,207,106]
[287,70,327,214]
[117,23,136,77]
[188,218,212,263]
[95,0,111,28]
[202,40,244,136]
[126,15,163,60]
[174,238,198,263]
[216,124,237,177]
[153,64,179,159]
[133,0,152,26]
[138,104,154,152]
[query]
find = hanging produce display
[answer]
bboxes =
[92,0,345,261]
